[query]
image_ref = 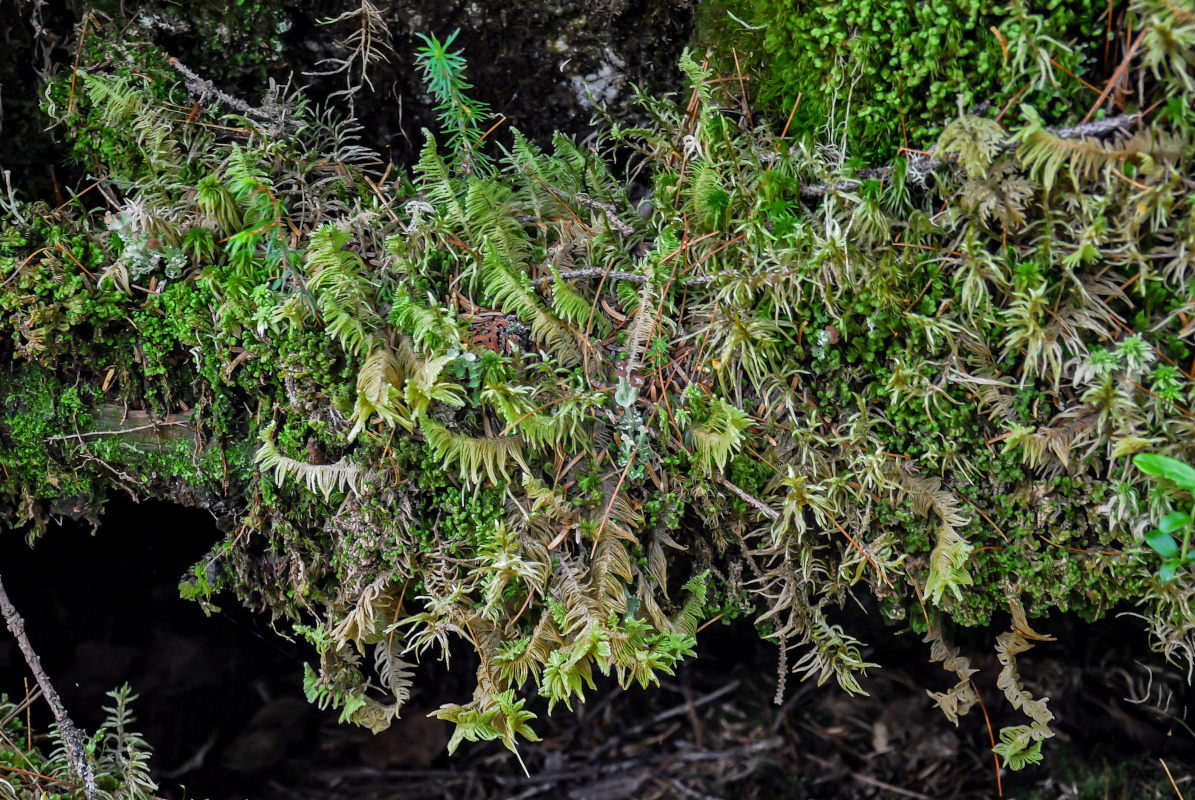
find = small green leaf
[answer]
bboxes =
[1159,561,1180,583]
[1135,454,1195,492]
[1160,511,1191,534]
[1145,528,1180,559]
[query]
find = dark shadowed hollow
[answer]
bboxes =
[0,499,309,798]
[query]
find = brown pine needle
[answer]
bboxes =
[970,679,1004,797]
[1160,758,1184,800]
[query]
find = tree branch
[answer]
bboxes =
[166,57,297,135]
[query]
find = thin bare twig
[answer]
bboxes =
[851,772,933,800]
[166,57,297,134]
[0,571,98,800]
[797,113,1138,199]
[46,420,187,442]
[1160,758,1184,800]
[716,475,779,520]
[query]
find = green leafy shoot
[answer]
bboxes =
[414,29,494,176]
[1135,453,1195,582]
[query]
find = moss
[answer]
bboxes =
[2,3,1194,771]
[697,0,1107,161]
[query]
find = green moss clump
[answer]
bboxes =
[2,3,1195,774]
[698,0,1105,160]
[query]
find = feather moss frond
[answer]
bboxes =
[924,627,979,725]
[81,72,182,174]
[349,346,411,440]
[621,279,659,379]
[635,580,672,633]
[347,696,400,734]
[82,72,140,125]
[544,132,591,196]
[390,286,464,353]
[523,475,575,521]
[592,489,643,544]
[473,520,549,621]
[992,628,1055,769]
[552,132,622,205]
[305,224,380,357]
[689,397,753,474]
[255,423,365,500]
[938,115,1008,179]
[549,268,610,336]
[553,557,606,637]
[1015,108,1173,192]
[414,133,468,230]
[505,128,620,216]
[494,610,560,686]
[375,636,415,708]
[646,540,668,599]
[505,129,557,218]
[404,354,466,417]
[961,160,1035,229]
[480,242,582,365]
[483,381,595,451]
[467,180,531,267]
[420,415,528,486]
[897,464,972,605]
[671,570,709,637]
[331,578,405,652]
[588,536,633,615]
[791,617,878,696]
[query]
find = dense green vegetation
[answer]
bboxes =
[1,687,157,800]
[700,0,1110,160]
[2,0,1195,793]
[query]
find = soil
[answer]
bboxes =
[2,497,1193,799]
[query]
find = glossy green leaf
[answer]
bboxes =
[1135,454,1195,492]
[1160,511,1191,534]
[1145,527,1179,559]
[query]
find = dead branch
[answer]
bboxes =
[0,570,98,800]
[46,420,187,441]
[716,475,780,520]
[166,57,298,134]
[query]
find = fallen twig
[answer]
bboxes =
[0,571,98,800]
[46,420,187,441]
[590,680,743,759]
[716,475,779,520]
[797,113,1138,199]
[851,772,933,800]
[166,57,298,135]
